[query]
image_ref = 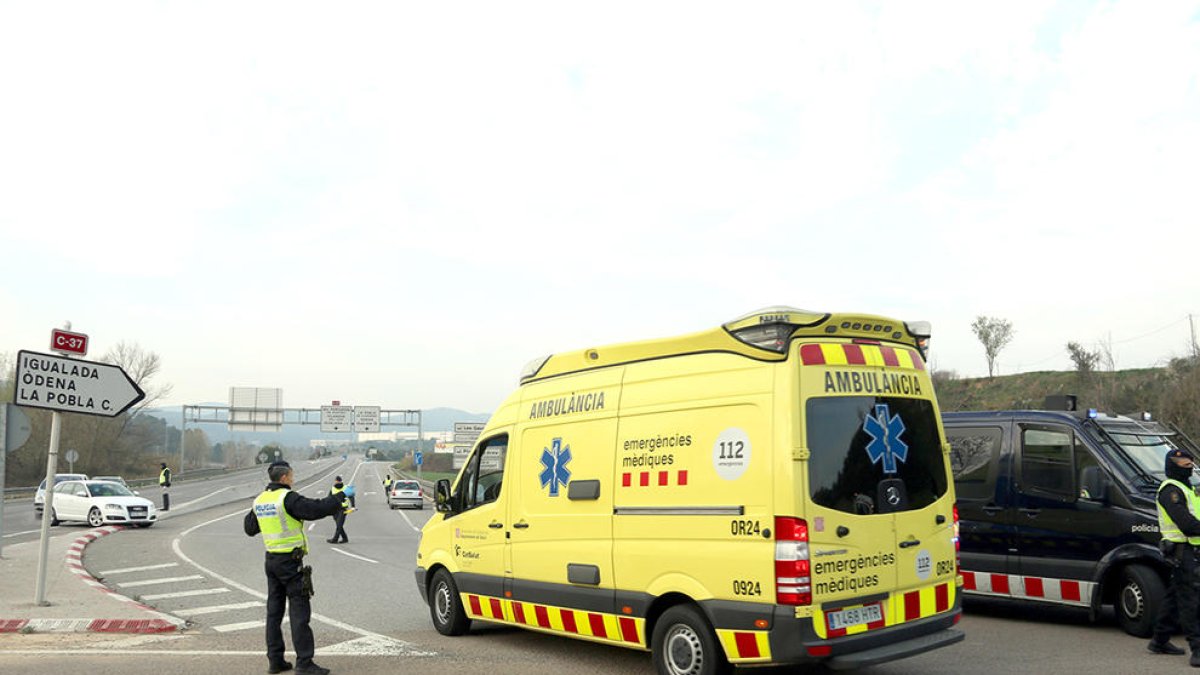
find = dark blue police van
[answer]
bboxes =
[944,395,1200,636]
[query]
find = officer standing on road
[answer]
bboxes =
[327,476,351,545]
[158,462,172,511]
[1149,448,1200,664]
[244,461,351,675]
[382,474,393,499]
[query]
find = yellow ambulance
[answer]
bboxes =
[415,307,963,674]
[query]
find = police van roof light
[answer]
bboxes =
[1142,412,1153,421]
[1087,408,1099,418]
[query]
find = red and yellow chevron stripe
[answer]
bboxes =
[799,343,925,370]
[813,580,955,639]
[463,593,646,648]
[716,629,772,662]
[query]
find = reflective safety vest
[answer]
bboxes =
[254,488,308,554]
[383,477,393,490]
[331,485,349,509]
[159,468,170,486]
[1158,478,1200,545]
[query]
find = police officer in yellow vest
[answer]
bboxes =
[1149,448,1200,664]
[158,463,171,511]
[244,461,350,675]
[327,477,351,544]
[383,474,393,497]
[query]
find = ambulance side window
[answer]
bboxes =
[455,435,508,512]
[1020,425,1075,500]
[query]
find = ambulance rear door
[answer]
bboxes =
[797,341,955,637]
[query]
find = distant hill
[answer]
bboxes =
[934,367,1168,414]
[141,406,490,447]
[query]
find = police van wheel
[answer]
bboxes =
[430,569,471,636]
[652,605,730,675]
[1116,564,1164,638]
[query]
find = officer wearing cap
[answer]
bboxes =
[244,461,351,675]
[1149,448,1200,664]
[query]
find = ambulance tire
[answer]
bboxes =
[429,569,471,636]
[1116,564,1164,638]
[652,605,731,675]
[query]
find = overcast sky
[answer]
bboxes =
[2,1,1198,414]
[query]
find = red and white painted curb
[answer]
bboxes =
[0,526,186,634]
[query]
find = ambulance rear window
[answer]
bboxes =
[806,396,948,515]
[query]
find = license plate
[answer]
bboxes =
[827,603,883,631]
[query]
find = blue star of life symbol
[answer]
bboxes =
[863,404,909,474]
[539,437,572,497]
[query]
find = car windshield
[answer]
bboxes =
[87,483,134,497]
[398,482,419,490]
[1099,430,1182,480]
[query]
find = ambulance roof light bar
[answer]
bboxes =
[723,306,827,353]
[905,320,932,360]
[519,354,553,383]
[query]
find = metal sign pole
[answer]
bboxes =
[1,406,7,558]
[34,411,63,605]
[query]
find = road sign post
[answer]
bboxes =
[15,342,144,606]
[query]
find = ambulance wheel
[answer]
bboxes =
[1116,564,1164,638]
[652,605,730,675]
[429,569,471,636]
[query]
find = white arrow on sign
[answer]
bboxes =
[14,350,146,418]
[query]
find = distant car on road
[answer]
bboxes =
[389,480,424,510]
[48,480,157,528]
[34,473,89,512]
[92,475,128,486]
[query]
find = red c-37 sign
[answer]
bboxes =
[50,329,89,356]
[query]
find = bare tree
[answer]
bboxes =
[1066,341,1100,377]
[971,316,1014,378]
[104,342,173,414]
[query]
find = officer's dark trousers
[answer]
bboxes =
[265,553,315,668]
[331,512,348,543]
[1153,546,1200,651]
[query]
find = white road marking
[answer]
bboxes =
[140,588,231,601]
[212,619,271,633]
[96,634,188,649]
[397,508,420,532]
[2,529,42,538]
[173,486,237,510]
[329,547,378,564]
[0,641,428,657]
[100,562,179,575]
[117,574,205,588]
[173,601,264,617]
[307,522,316,531]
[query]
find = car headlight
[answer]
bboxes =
[104,504,124,512]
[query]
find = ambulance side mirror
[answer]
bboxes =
[435,479,453,513]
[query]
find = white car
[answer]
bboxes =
[92,475,128,486]
[34,473,89,512]
[48,480,157,528]
[388,480,425,510]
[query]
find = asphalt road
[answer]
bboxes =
[0,459,1184,674]
[1,457,345,547]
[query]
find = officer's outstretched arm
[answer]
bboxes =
[283,491,345,521]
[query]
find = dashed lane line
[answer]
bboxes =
[173,601,264,617]
[329,548,379,564]
[140,588,231,601]
[100,562,179,575]
[116,575,205,588]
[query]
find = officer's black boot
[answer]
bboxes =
[1149,640,1186,655]
[295,663,330,675]
[268,660,293,673]
[1190,650,1200,667]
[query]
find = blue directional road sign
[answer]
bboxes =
[414,451,423,466]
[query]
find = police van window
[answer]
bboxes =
[1074,437,1101,500]
[1021,426,1074,499]
[455,435,508,512]
[806,396,948,515]
[947,427,1002,501]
